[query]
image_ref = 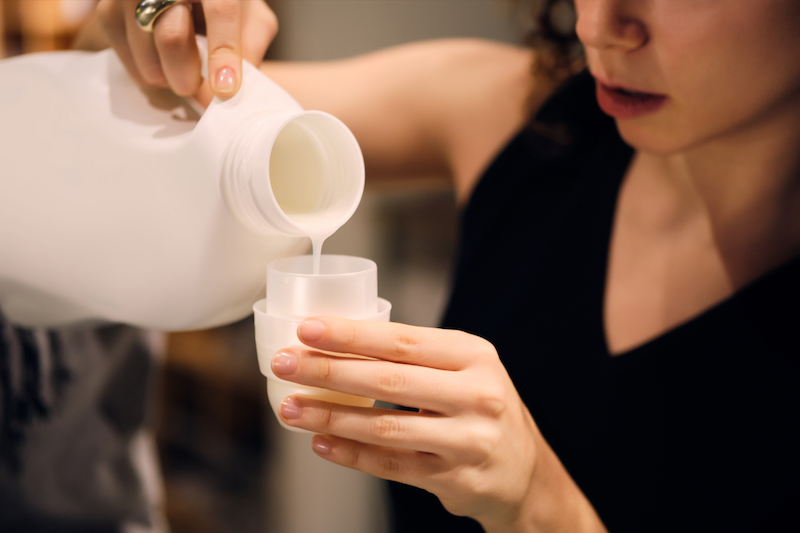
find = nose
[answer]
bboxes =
[575,0,648,52]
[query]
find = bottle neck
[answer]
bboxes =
[221,110,365,238]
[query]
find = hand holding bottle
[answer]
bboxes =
[271,318,607,533]
[96,0,277,105]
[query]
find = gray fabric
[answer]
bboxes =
[0,315,166,532]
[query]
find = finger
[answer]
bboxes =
[273,349,465,413]
[153,2,202,96]
[280,397,469,457]
[297,318,496,371]
[241,0,278,65]
[192,80,214,108]
[97,0,146,85]
[123,0,169,87]
[310,434,447,489]
[201,0,242,97]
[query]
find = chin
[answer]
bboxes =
[614,121,694,156]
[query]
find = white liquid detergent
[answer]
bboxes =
[267,122,334,273]
[269,121,326,216]
[0,40,364,330]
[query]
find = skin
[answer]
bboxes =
[577,0,800,352]
[261,39,542,203]
[268,1,800,530]
[96,0,277,104]
[97,0,800,530]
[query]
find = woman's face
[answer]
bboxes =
[573,0,800,154]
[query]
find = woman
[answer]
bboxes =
[98,0,800,531]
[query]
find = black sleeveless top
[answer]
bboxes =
[389,72,800,532]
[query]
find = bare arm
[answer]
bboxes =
[86,4,545,203]
[261,39,542,203]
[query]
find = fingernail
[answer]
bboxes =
[272,351,297,375]
[298,319,325,342]
[312,436,331,455]
[214,66,237,94]
[280,397,302,419]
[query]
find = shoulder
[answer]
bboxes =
[352,39,548,201]
[332,38,538,130]
[347,38,533,81]
[396,40,554,203]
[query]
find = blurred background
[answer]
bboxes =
[0,1,526,531]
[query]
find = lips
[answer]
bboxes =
[595,81,667,119]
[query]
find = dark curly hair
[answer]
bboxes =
[522,0,583,82]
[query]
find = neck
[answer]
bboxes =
[639,97,800,286]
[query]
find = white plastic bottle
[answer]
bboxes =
[0,45,364,330]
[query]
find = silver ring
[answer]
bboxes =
[135,0,186,33]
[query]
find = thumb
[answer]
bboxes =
[201,0,242,98]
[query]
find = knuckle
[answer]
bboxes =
[377,367,406,395]
[248,0,278,27]
[343,441,363,468]
[474,335,499,361]
[340,321,358,349]
[204,1,242,54]
[265,8,279,37]
[467,424,502,460]
[210,41,239,58]
[389,325,422,361]
[452,467,481,494]
[171,79,201,97]
[203,0,240,20]
[317,403,336,429]
[378,453,403,477]
[154,13,191,48]
[372,413,404,441]
[155,27,189,51]
[258,5,279,40]
[453,466,494,502]
[313,356,336,383]
[472,384,508,419]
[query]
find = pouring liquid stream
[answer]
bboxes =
[311,234,326,275]
[269,127,345,275]
[285,214,333,275]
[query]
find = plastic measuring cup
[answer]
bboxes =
[254,255,391,432]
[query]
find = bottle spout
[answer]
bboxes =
[222,110,365,237]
